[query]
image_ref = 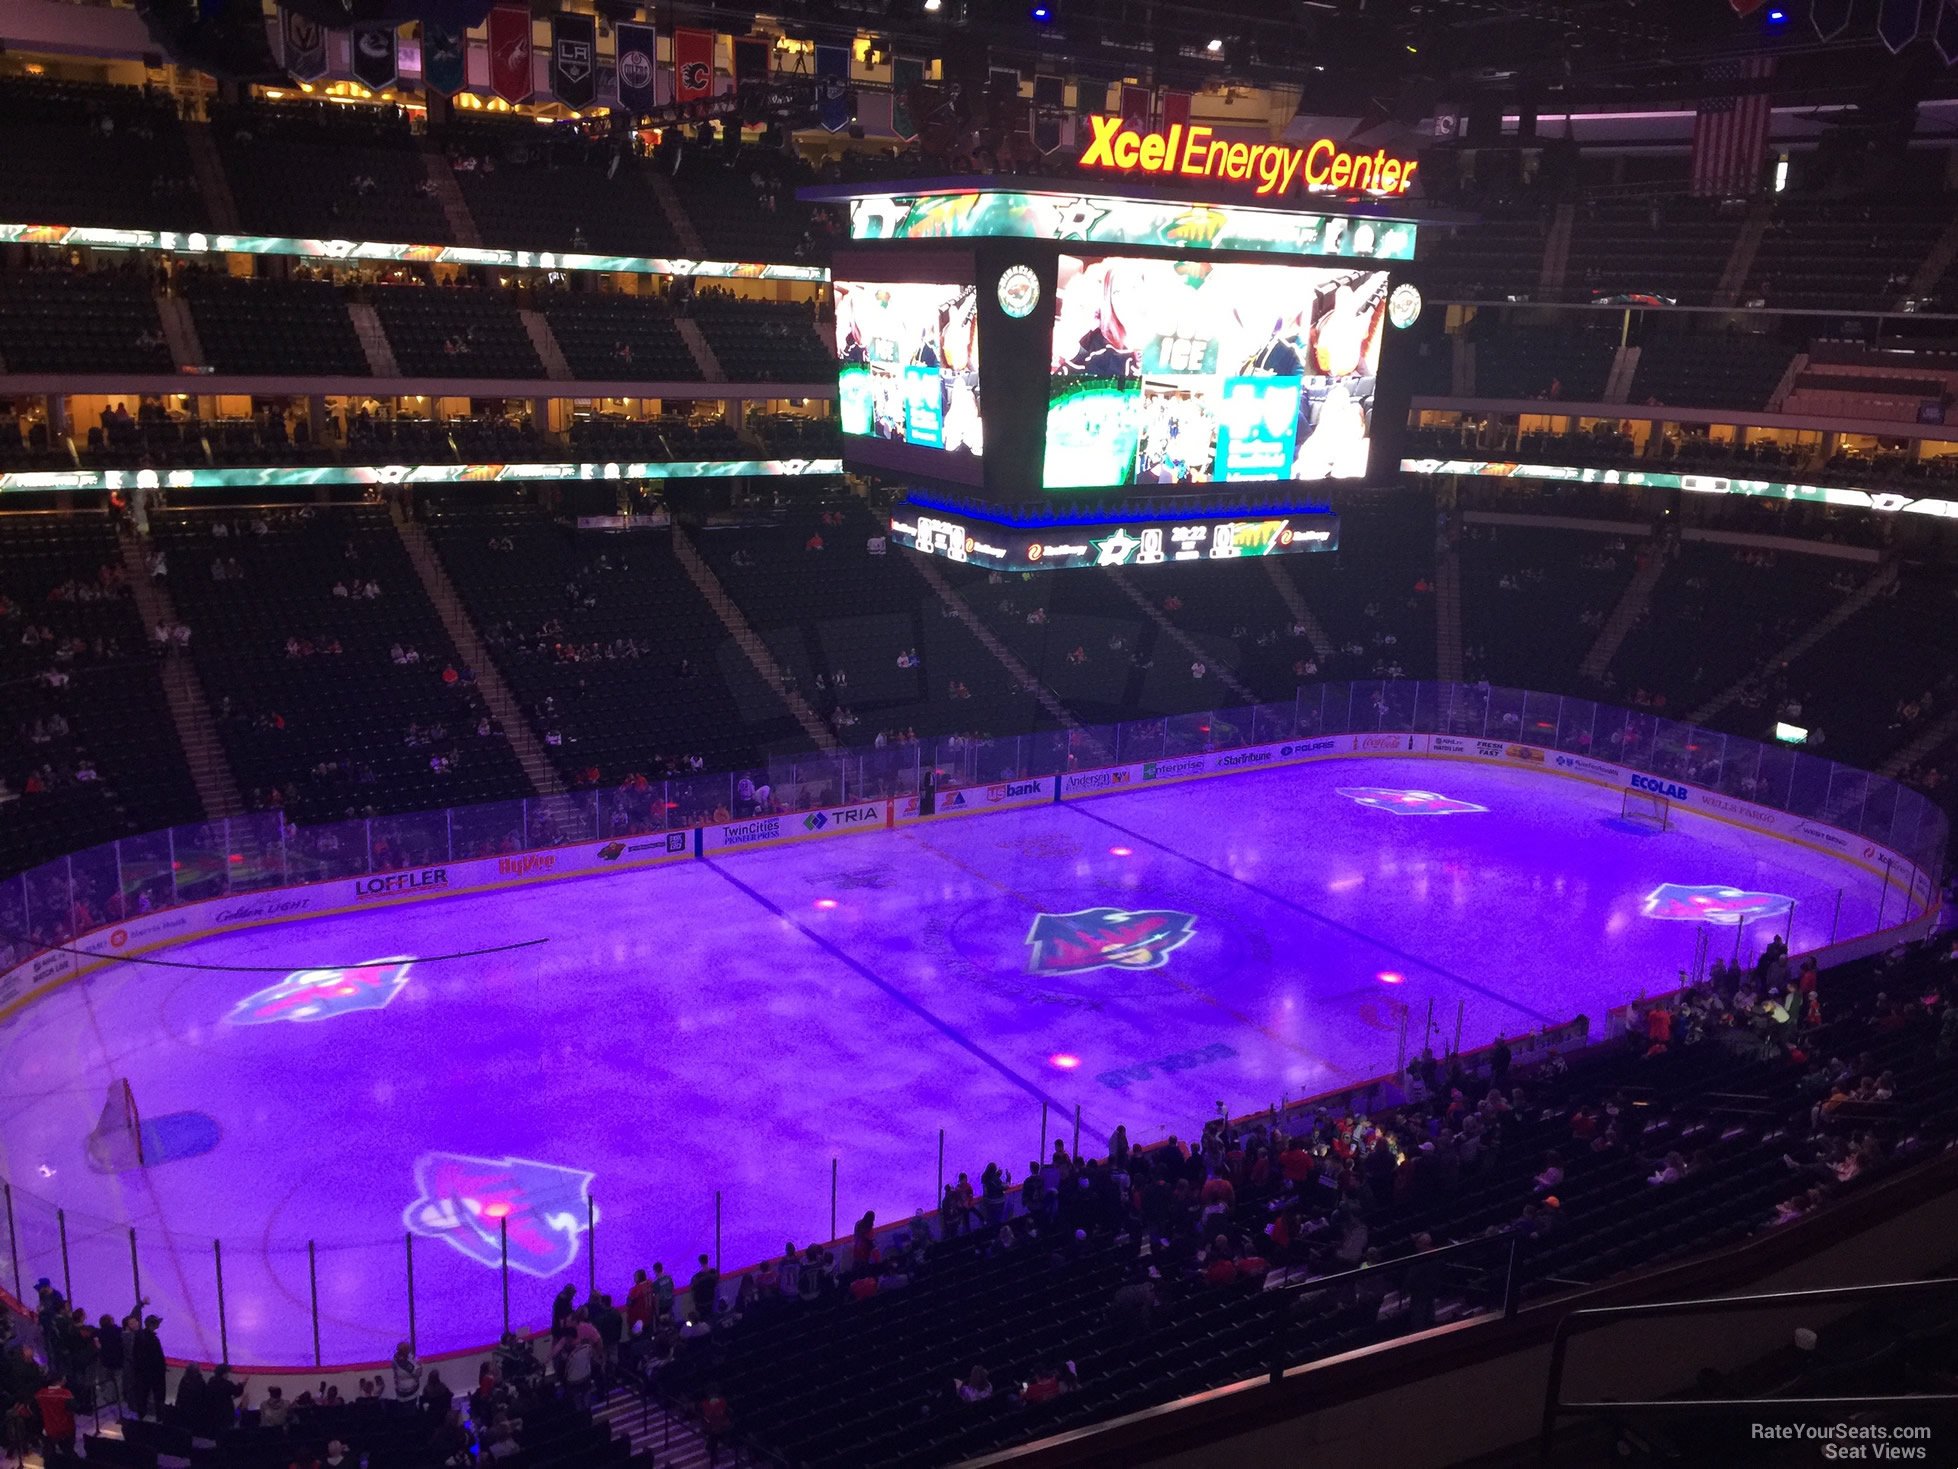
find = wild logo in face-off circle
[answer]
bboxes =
[1025,908,1197,975]
[228,957,415,1025]
[1640,884,1795,925]
[404,1152,595,1275]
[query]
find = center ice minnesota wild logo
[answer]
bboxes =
[1025,907,1197,975]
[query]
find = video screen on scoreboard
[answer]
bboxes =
[1043,256,1388,489]
[834,279,982,459]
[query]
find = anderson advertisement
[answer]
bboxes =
[1044,256,1389,490]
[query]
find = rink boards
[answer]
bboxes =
[1,730,1934,1021]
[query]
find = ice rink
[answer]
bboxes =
[0,757,1899,1366]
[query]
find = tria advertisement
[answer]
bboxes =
[1077,117,1419,199]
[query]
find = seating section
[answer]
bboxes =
[683,292,833,382]
[1630,328,1792,411]
[651,939,1958,1469]
[1459,523,1642,691]
[212,100,453,244]
[89,1393,643,1469]
[1279,490,1437,682]
[1422,210,1549,300]
[0,517,201,878]
[0,77,206,231]
[694,502,1037,743]
[425,499,800,780]
[0,271,173,374]
[753,413,843,458]
[1748,200,1946,312]
[1607,541,1852,714]
[370,287,544,379]
[151,505,531,822]
[180,273,369,376]
[445,122,683,257]
[540,292,701,381]
[567,417,746,461]
[1768,562,1958,770]
[1565,200,1743,305]
[1470,323,1617,401]
[666,144,815,263]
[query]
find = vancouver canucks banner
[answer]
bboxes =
[283,8,327,82]
[551,13,596,107]
[421,22,465,97]
[352,25,398,89]
[615,22,656,113]
[891,57,924,140]
[816,44,851,131]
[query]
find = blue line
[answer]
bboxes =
[1063,803,1560,1027]
[703,860,1107,1145]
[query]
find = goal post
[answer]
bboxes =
[1621,788,1670,832]
[85,1079,144,1172]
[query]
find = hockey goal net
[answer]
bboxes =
[85,1079,144,1172]
[1621,788,1670,832]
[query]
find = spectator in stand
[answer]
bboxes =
[689,1253,721,1325]
[391,1340,421,1401]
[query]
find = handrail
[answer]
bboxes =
[1265,1230,1523,1385]
[1537,1275,1958,1463]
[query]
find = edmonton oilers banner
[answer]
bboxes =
[422,22,465,95]
[282,8,327,82]
[816,44,851,131]
[615,22,656,114]
[488,6,532,104]
[551,12,596,107]
[352,25,397,89]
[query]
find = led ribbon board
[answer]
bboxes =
[847,191,1415,262]
[888,506,1339,571]
[1077,118,1419,201]
[0,460,843,492]
[1398,458,1958,519]
[0,223,829,281]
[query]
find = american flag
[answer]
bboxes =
[1691,57,1775,197]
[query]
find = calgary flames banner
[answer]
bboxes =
[1078,116,1419,200]
[673,28,715,103]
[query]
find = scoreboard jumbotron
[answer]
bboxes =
[800,135,1433,571]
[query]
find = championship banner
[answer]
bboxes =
[1119,82,1152,132]
[551,13,596,107]
[816,44,852,130]
[352,25,398,90]
[488,6,532,103]
[891,57,924,140]
[421,22,465,96]
[282,8,327,82]
[615,22,657,113]
[1160,89,1192,131]
[673,28,715,103]
[732,36,769,88]
[1033,73,1065,153]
